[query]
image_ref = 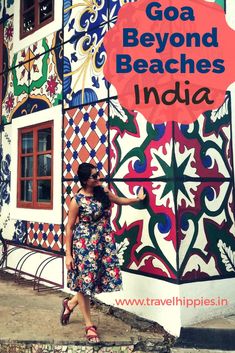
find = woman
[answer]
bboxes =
[60,163,145,343]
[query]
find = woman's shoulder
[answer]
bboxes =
[73,191,84,204]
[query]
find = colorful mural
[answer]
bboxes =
[62,92,235,283]
[63,0,121,108]
[1,0,234,286]
[1,26,63,124]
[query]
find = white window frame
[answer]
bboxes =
[13,0,62,53]
[11,105,62,224]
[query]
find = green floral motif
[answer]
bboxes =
[12,39,49,96]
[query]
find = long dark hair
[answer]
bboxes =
[77,163,111,209]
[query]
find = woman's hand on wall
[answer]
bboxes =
[137,186,146,201]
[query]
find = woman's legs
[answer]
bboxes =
[60,295,78,325]
[64,292,99,342]
[76,292,100,343]
[67,295,78,310]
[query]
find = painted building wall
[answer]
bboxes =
[0,0,235,336]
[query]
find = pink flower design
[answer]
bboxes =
[84,273,94,283]
[5,92,14,112]
[76,238,86,249]
[78,263,85,271]
[90,250,98,260]
[5,23,13,41]
[46,75,58,97]
[110,267,120,278]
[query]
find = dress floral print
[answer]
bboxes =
[67,193,122,295]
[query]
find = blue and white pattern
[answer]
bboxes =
[64,0,109,41]
[63,28,109,108]
[13,220,27,244]
[0,146,11,207]
[63,0,112,108]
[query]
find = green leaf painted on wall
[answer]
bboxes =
[204,219,235,275]
[215,0,225,9]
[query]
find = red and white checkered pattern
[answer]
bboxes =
[63,102,109,179]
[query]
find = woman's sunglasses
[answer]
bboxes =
[89,171,100,180]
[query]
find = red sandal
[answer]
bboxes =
[60,297,74,325]
[85,325,100,343]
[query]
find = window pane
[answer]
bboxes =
[40,0,52,23]
[37,154,51,176]
[23,0,34,11]
[21,156,33,177]
[38,128,51,152]
[21,180,32,202]
[22,132,33,153]
[37,180,51,202]
[23,9,35,33]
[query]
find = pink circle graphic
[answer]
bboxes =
[104,0,235,123]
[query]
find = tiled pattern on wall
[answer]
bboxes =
[0,7,64,253]
[0,126,27,244]
[4,0,14,18]
[109,101,173,179]
[0,0,14,22]
[63,180,81,227]
[0,138,11,207]
[0,126,13,241]
[12,220,27,243]
[29,29,63,56]
[27,222,63,252]
[174,96,232,180]
[110,180,177,279]
[178,180,235,280]
[28,44,63,111]
[3,16,14,71]
[1,0,233,282]
[63,29,109,109]
[63,0,127,108]
[63,93,235,283]
[61,0,234,283]
[64,0,109,41]
[63,101,109,179]
[2,61,29,123]
[1,24,63,124]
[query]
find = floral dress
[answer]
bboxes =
[67,193,122,296]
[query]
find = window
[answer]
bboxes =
[20,0,54,39]
[17,121,53,209]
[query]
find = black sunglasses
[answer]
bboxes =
[89,171,100,180]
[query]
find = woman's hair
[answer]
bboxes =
[77,163,94,187]
[77,163,111,209]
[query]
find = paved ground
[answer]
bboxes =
[171,348,235,353]
[0,271,169,352]
[1,270,235,353]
